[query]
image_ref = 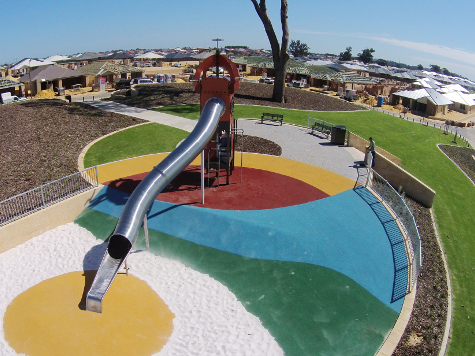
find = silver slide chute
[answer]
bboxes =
[86,97,225,313]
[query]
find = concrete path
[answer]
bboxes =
[237,119,365,181]
[85,100,197,132]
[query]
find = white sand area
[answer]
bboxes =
[0,223,283,356]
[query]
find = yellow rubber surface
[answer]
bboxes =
[4,271,174,356]
[240,153,354,195]
[96,152,354,196]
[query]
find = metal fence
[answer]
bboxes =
[0,166,99,226]
[366,169,422,293]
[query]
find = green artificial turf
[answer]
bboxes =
[83,122,189,167]
[142,104,474,355]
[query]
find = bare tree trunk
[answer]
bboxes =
[251,0,289,103]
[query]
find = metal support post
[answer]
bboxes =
[143,215,149,251]
[124,259,129,276]
[201,150,205,204]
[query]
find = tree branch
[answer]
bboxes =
[250,0,281,62]
[280,0,289,67]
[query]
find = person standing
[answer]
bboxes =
[367,137,376,168]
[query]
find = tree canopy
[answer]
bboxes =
[339,46,352,61]
[289,39,309,57]
[430,64,441,73]
[358,48,375,64]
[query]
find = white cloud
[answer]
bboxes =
[294,29,475,66]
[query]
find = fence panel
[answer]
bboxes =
[0,166,98,226]
[367,169,422,293]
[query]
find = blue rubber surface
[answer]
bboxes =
[89,186,405,312]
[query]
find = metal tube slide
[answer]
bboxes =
[86,97,225,313]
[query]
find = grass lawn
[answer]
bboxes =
[150,104,475,355]
[153,104,201,120]
[83,123,189,168]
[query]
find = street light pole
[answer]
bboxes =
[212,38,224,78]
[28,58,32,99]
[212,38,224,51]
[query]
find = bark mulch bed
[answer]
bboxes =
[393,196,448,355]
[110,82,364,112]
[0,99,145,201]
[439,144,475,183]
[235,135,282,156]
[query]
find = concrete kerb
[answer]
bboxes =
[77,122,151,172]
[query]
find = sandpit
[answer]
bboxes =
[0,223,283,356]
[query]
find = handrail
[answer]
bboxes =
[0,166,99,226]
[364,165,422,294]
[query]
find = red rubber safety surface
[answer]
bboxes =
[104,165,329,210]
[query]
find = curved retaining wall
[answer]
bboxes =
[347,132,436,207]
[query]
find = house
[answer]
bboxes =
[62,52,102,70]
[0,77,25,98]
[10,58,54,77]
[18,65,87,96]
[77,61,144,88]
[391,88,453,116]
[134,52,165,67]
[103,52,134,65]
[442,91,475,114]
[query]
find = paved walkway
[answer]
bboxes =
[237,119,364,181]
[85,100,198,132]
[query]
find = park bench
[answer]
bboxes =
[311,121,332,136]
[261,112,283,126]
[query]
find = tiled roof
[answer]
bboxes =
[0,78,24,89]
[77,62,143,76]
[18,65,85,82]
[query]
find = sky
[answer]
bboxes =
[2,0,475,81]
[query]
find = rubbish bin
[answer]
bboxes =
[331,125,346,145]
[65,94,72,103]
